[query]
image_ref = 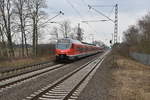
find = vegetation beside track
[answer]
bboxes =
[0,55,55,68]
[108,50,150,100]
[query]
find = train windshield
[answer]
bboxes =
[57,39,70,43]
[56,43,71,50]
[56,39,71,50]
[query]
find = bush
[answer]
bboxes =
[37,44,55,56]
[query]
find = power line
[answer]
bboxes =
[65,0,99,41]
[82,19,109,22]
[79,0,106,34]
[39,11,64,27]
[90,5,114,7]
[108,5,115,17]
[79,0,119,44]
[80,0,115,22]
[87,4,119,44]
[88,5,114,23]
[88,4,116,18]
[65,0,83,20]
[80,0,88,6]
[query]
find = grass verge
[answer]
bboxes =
[109,54,150,100]
[0,55,55,68]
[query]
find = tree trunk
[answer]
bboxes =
[0,27,8,57]
[24,31,29,56]
[32,18,36,56]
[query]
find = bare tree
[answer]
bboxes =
[0,0,15,57]
[13,0,29,57]
[138,13,150,41]
[0,22,8,57]
[50,26,59,40]
[122,12,150,54]
[27,0,47,56]
[73,24,84,41]
[76,24,83,41]
[123,25,139,45]
[59,20,71,38]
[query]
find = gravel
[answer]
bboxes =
[0,53,102,100]
[77,53,115,100]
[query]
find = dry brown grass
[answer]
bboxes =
[0,55,55,68]
[110,55,150,100]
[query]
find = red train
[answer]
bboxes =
[55,38,103,60]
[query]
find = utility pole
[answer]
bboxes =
[89,34,94,43]
[92,34,94,43]
[112,33,114,44]
[114,4,118,44]
[86,4,119,45]
[77,23,82,41]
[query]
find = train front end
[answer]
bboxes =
[55,39,74,60]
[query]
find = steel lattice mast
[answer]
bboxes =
[114,4,118,44]
[85,4,119,45]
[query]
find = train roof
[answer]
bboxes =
[57,38,96,46]
[81,42,96,46]
[57,38,81,44]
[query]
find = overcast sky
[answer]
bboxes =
[42,0,150,45]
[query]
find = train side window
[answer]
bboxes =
[90,47,92,51]
[80,47,82,52]
[71,44,74,49]
[77,46,81,52]
[82,47,84,52]
[84,47,86,52]
[85,47,87,52]
[78,47,80,51]
[83,47,86,52]
[79,47,82,52]
[76,46,79,51]
[86,47,88,51]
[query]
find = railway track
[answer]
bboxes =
[0,53,102,94]
[0,63,66,93]
[24,52,108,100]
[0,61,55,80]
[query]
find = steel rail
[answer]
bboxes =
[0,63,65,92]
[25,55,105,100]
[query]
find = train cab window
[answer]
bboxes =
[56,39,71,50]
[58,39,70,43]
[56,43,71,50]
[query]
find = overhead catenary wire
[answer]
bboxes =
[79,0,110,30]
[108,5,115,17]
[65,0,84,21]
[65,0,100,42]
[91,4,116,18]
[80,0,87,5]
[90,5,114,7]
[66,0,99,32]
[82,19,109,23]
[39,11,64,27]
[79,1,118,44]
[79,1,115,22]
[88,5,114,23]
